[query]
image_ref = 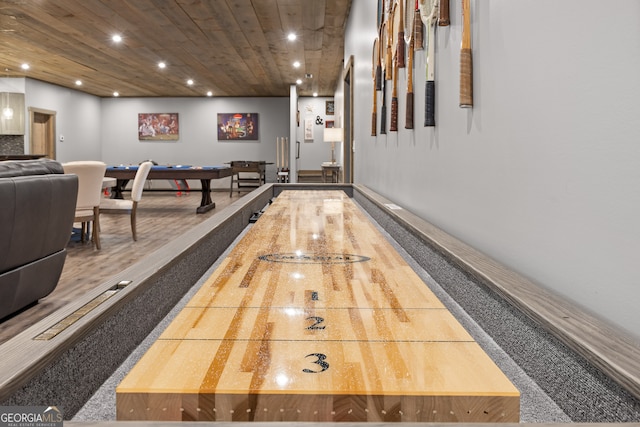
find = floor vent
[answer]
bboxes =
[33,281,132,341]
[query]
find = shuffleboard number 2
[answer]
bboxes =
[303,353,329,373]
[306,316,326,330]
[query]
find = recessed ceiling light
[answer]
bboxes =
[287,33,297,41]
[293,61,301,68]
[296,79,302,85]
[75,80,82,86]
[113,91,119,97]
[112,34,122,43]
[21,63,30,70]
[206,91,213,97]
[187,79,194,85]
[158,62,166,69]
[313,92,318,97]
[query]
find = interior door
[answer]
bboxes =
[29,107,56,159]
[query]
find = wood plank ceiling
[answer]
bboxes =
[0,0,352,97]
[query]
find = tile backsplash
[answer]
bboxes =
[0,135,25,154]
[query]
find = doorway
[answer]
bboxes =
[343,56,354,183]
[29,107,56,159]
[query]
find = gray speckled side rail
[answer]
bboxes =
[352,184,640,402]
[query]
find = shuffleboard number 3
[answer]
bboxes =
[303,353,329,373]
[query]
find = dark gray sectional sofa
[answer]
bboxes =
[0,159,78,320]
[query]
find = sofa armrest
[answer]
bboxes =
[0,174,78,274]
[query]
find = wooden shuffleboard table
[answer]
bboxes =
[116,190,520,422]
[105,165,233,213]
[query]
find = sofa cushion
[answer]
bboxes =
[0,158,64,178]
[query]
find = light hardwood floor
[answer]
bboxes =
[0,189,248,345]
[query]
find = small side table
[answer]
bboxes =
[277,169,290,183]
[321,163,341,183]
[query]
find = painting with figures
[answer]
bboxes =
[217,113,259,141]
[138,113,179,141]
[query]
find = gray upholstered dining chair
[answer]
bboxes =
[62,161,107,249]
[100,161,153,241]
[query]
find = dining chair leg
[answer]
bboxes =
[130,202,138,241]
[80,221,89,243]
[92,207,101,250]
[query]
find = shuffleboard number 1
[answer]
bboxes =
[303,353,329,373]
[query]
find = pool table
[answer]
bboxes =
[105,164,233,213]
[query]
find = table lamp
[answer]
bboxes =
[323,127,343,164]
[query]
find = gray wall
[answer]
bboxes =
[100,97,289,185]
[346,0,640,340]
[295,96,337,170]
[21,79,291,186]
[25,78,102,160]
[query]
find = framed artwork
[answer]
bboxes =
[217,113,259,141]
[304,118,313,141]
[138,113,179,140]
[326,100,335,115]
[325,120,335,128]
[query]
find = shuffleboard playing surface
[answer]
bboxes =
[116,190,520,422]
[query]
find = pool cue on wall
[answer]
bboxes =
[460,0,473,107]
[439,0,450,26]
[277,137,288,174]
[280,136,290,182]
[284,136,291,172]
[276,137,281,181]
[420,0,438,126]
[284,137,289,170]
